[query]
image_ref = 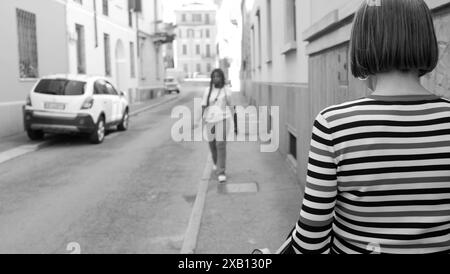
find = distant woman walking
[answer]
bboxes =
[279,0,450,254]
[197,69,234,183]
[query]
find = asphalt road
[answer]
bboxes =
[0,87,208,254]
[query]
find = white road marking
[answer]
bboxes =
[0,144,47,165]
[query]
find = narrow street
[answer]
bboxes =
[0,88,208,254]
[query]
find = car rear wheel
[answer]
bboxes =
[27,129,44,141]
[118,110,129,131]
[90,116,105,144]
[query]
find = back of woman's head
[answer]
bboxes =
[350,0,439,79]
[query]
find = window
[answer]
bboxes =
[196,44,200,55]
[102,0,109,16]
[266,0,273,61]
[196,64,201,73]
[338,48,349,85]
[138,37,145,80]
[251,25,255,70]
[73,0,83,4]
[76,24,86,74]
[205,29,210,38]
[178,29,182,38]
[256,9,262,68]
[206,44,211,57]
[205,14,210,24]
[17,9,39,78]
[130,42,136,78]
[182,13,186,22]
[183,64,188,73]
[35,79,86,96]
[285,0,297,43]
[104,33,111,76]
[289,132,297,160]
[156,46,161,80]
[182,44,187,55]
[128,10,133,27]
[192,14,202,22]
[207,63,212,73]
[187,29,194,38]
[105,81,118,95]
[94,80,106,95]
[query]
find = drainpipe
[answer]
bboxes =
[136,12,140,58]
[154,0,161,81]
[154,0,158,33]
[94,0,98,48]
[64,1,69,74]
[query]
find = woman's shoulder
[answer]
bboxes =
[318,94,450,122]
[318,97,373,118]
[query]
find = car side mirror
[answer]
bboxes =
[120,91,125,97]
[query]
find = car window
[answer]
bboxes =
[35,79,86,96]
[105,82,118,96]
[94,80,108,95]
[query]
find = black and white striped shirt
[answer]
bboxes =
[290,94,450,254]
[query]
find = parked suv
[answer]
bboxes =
[164,77,180,94]
[23,75,130,144]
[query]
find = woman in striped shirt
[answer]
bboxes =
[283,0,450,254]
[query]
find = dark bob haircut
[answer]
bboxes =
[350,0,439,78]
[206,68,226,107]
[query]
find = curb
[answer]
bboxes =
[180,155,213,254]
[0,140,53,166]
[130,95,180,117]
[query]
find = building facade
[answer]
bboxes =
[241,0,450,186]
[0,0,68,138]
[66,0,140,102]
[175,1,219,78]
[215,0,242,90]
[0,0,168,139]
[136,0,174,102]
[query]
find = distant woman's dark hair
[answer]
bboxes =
[350,0,439,78]
[206,68,226,107]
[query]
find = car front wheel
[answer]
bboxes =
[118,110,129,131]
[90,116,105,144]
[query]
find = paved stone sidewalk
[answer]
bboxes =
[195,92,304,254]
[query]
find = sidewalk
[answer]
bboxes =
[195,141,303,254]
[129,94,179,116]
[194,92,304,254]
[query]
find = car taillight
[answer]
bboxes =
[81,97,94,110]
[26,95,32,107]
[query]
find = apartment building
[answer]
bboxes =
[175,1,219,78]
[241,0,450,185]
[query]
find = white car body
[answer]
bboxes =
[23,75,129,143]
[164,77,180,94]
